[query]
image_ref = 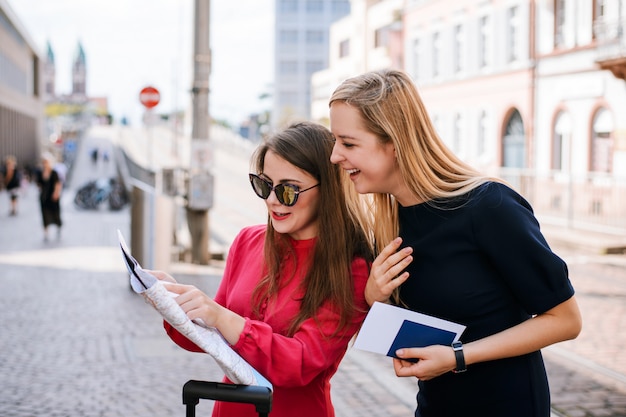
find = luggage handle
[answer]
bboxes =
[183,380,272,417]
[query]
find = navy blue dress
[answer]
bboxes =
[397,182,574,417]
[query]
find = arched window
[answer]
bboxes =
[590,108,614,173]
[553,111,571,171]
[502,109,525,168]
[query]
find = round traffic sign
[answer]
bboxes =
[139,86,160,109]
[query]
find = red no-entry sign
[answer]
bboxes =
[139,86,160,109]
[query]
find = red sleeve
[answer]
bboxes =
[231,257,370,387]
[163,321,204,352]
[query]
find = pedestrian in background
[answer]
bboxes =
[150,121,373,417]
[90,147,98,165]
[329,69,582,417]
[1,155,22,216]
[35,153,63,241]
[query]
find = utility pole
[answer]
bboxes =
[186,0,213,264]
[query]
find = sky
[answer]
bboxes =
[8,0,274,128]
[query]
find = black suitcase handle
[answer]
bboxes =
[182,380,273,417]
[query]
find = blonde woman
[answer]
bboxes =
[329,69,581,417]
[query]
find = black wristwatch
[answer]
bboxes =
[452,341,466,373]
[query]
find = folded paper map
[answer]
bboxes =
[117,230,270,388]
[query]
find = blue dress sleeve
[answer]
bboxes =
[470,183,575,315]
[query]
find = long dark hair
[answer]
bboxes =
[251,121,372,336]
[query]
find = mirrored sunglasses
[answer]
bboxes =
[249,173,319,207]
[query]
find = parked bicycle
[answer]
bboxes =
[74,178,128,211]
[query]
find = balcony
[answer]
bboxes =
[594,17,626,81]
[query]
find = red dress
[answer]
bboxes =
[165,225,369,417]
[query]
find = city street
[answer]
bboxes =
[1,130,626,416]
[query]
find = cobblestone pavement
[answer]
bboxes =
[1,132,625,416]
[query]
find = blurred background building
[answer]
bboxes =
[310,0,626,234]
[2,0,625,238]
[0,0,44,172]
[272,0,351,127]
[43,40,111,168]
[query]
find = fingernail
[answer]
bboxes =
[396,349,404,356]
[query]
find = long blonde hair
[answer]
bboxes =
[330,69,499,256]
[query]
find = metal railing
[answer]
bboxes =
[499,168,626,235]
[594,16,626,60]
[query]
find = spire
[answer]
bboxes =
[72,40,87,97]
[73,41,86,66]
[46,41,55,64]
[44,40,56,100]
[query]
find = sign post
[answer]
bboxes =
[139,86,160,170]
[139,86,160,269]
[187,0,213,265]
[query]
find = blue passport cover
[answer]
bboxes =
[387,319,457,361]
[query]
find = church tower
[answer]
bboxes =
[43,41,56,102]
[72,41,87,98]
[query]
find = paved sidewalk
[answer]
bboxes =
[0,182,417,417]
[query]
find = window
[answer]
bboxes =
[375,26,389,48]
[502,109,525,168]
[339,39,350,58]
[552,112,571,171]
[332,0,350,15]
[453,24,464,73]
[590,108,614,173]
[507,6,520,62]
[279,91,298,105]
[555,0,566,47]
[306,30,324,44]
[593,0,608,40]
[478,111,487,156]
[432,32,441,77]
[279,0,298,13]
[279,60,298,74]
[0,52,27,94]
[306,0,323,13]
[411,38,421,80]
[453,113,462,153]
[596,0,607,18]
[279,30,298,44]
[306,60,324,75]
[478,15,491,68]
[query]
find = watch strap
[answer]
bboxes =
[452,341,466,373]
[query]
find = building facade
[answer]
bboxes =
[532,0,626,231]
[0,0,44,170]
[311,0,626,232]
[43,41,110,166]
[310,0,405,123]
[273,0,351,128]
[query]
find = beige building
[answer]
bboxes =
[0,0,44,169]
[531,0,626,231]
[312,0,626,233]
[311,0,405,123]
[403,0,537,176]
